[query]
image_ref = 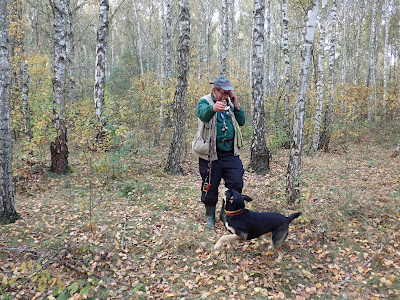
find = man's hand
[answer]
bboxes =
[213,100,228,112]
[229,91,239,108]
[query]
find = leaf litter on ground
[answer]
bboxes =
[1,138,399,299]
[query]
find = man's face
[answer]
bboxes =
[213,87,231,102]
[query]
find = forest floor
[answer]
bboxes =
[1,133,400,299]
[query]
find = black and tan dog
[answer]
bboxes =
[214,189,301,262]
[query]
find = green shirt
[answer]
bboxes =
[196,94,245,152]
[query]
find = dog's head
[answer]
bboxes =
[224,189,253,213]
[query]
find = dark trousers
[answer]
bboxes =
[199,150,244,207]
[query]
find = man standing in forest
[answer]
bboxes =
[192,76,246,229]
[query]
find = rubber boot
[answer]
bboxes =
[205,205,216,229]
[219,202,226,225]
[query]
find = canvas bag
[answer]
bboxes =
[192,119,211,156]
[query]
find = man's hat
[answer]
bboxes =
[211,76,235,90]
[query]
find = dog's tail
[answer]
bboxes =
[287,212,301,223]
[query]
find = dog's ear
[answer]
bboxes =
[243,195,253,202]
[225,189,233,200]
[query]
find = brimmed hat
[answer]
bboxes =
[211,76,235,90]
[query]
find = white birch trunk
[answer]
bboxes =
[146,3,153,73]
[0,0,19,224]
[132,0,143,76]
[154,2,166,147]
[22,61,32,139]
[353,0,367,85]
[205,0,212,74]
[249,0,270,173]
[66,0,77,103]
[78,7,86,83]
[165,0,190,175]
[93,0,109,124]
[286,0,319,204]
[264,0,271,97]
[320,0,337,151]
[220,0,228,75]
[282,0,291,143]
[311,0,328,154]
[197,21,203,80]
[383,0,392,117]
[164,0,172,79]
[50,0,69,173]
[111,19,115,73]
[339,1,348,106]
[154,1,173,146]
[367,0,377,124]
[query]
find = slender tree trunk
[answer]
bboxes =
[249,0,270,173]
[264,0,271,97]
[165,0,190,175]
[320,0,337,152]
[164,0,172,79]
[282,0,291,146]
[383,0,391,118]
[78,7,86,84]
[22,61,32,140]
[367,0,377,124]
[93,0,109,126]
[311,0,328,154]
[50,0,69,174]
[286,0,319,204]
[353,0,367,85]
[205,0,212,75]
[154,1,172,147]
[220,0,228,75]
[0,0,19,224]
[66,0,77,103]
[146,2,153,73]
[132,0,143,76]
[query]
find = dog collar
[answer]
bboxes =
[225,208,243,216]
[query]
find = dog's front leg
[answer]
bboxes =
[214,234,242,250]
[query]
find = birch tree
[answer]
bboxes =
[286,0,319,204]
[282,0,291,145]
[93,0,109,126]
[249,0,270,173]
[154,0,172,147]
[77,7,86,84]
[0,0,19,224]
[204,0,213,74]
[165,0,190,175]
[319,0,337,151]
[220,0,228,75]
[22,61,32,140]
[49,0,69,174]
[367,0,377,124]
[132,0,143,76]
[264,0,271,97]
[383,0,392,117]
[164,0,172,80]
[66,0,77,103]
[310,0,328,153]
[353,0,367,85]
[145,2,153,73]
